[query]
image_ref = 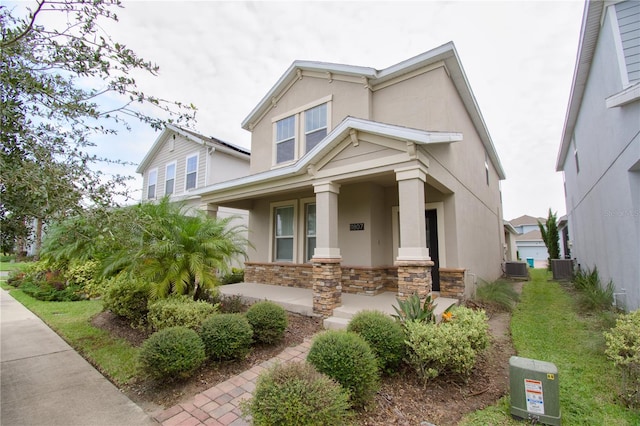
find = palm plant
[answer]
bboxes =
[103,198,248,300]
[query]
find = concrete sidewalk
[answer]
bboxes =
[0,288,156,426]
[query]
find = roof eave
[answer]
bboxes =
[192,117,462,198]
[557,0,604,171]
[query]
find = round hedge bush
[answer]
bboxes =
[242,362,351,425]
[245,301,288,344]
[347,310,406,374]
[147,295,217,331]
[307,330,380,408]
[102,276,151,326]
[199,313,253,361]
[138,326,205,380]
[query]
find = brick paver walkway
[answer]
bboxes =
[153,338,313,426]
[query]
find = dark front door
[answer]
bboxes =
[426,209,440,291]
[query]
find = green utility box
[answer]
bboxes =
[509,356,561,425]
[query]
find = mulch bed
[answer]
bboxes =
[92,301,515,424]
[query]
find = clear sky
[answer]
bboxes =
[26,0,589,220]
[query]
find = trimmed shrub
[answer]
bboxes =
[307,330,379,408]
[245,301,288,344]
[199,314,253,361]
[604,309,640,407]
[138,326,206,380]
[65,259,106,298]
[147,295,217,331]
[405,306,489,384]
[103,276,151,326]
[242,362,351,425]
[347,310,405,374]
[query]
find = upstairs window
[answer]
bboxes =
[165,162,176,196]
[305,103,327,153]
[186,154,198,190]
[272,96,331,166]
[147,169,158,199]
[276,116,296,164]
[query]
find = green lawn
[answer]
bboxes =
[461,269,639,425]
[7,289,140,384]
[0,260,28,272]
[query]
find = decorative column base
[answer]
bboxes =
[312,258,342,317]
[395,260,434,302]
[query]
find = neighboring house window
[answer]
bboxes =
[147,169,157,199]
[276,116,296,164]
[165,162,176,196]
[573,138,580,174]
[484,151,490,186]
[305,103,327,153]
[274,205,295,262]
[305,203,316,262]
[185,154,198,190]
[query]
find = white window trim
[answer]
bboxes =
[392,202,446,266]
[271,95,333,167]
[269,200,298,263]
[147,168,158,200]
[185,153,199,191]
[273,115,298,167]
[299,197,316,262]
[165,161,177,196]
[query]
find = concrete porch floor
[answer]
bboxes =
[218,282,459,329]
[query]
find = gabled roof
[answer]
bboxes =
[136,125,250,174]
[192,116,462,198]
[516,229,544,242]
[242,42,505,179]
[509,215,544,227]
[557,0,604,171]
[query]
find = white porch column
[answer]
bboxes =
[395,166,430,261]
[312,181,342,316]
[394,166,433,301]
[312,182,341,259]
[200,203,218,219]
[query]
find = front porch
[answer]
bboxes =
[218,282,459,329]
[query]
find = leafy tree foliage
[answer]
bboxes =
[41,198,248,300]
[0,0,196,254]
[538,208,560,267]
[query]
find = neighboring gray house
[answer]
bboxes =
[556,0,640,311]
[509,215,548,267]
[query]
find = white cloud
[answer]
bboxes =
[28,0,588,218]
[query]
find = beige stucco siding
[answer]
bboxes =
[249,77,369,174]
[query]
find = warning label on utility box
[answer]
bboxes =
[524,379,544,414]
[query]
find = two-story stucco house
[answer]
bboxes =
[192,42,507,316]
[137,125,251,266]
[557,0,640,311]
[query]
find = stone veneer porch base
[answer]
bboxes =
[244,262,465,299]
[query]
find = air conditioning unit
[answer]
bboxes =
[510,356,561,425]
[551,259,573,280]
[505,261,528,278]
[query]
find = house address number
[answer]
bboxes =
[350,223,365,231]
